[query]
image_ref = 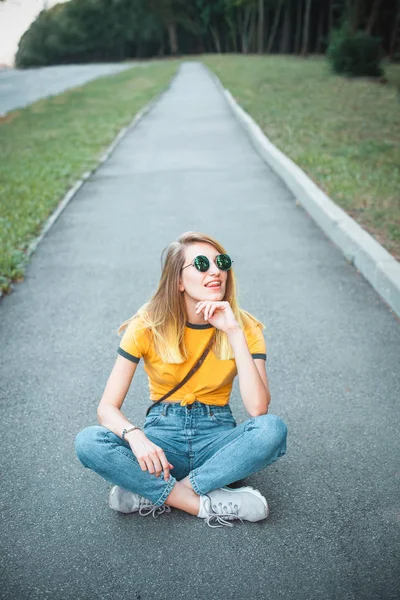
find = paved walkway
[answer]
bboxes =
[1,61,399,600]
[0,63,133,115]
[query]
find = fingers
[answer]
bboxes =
[204,303,222,320]
[196,301,216,321]
[204,304,209,320]
[159,453,170,480]
[137,457,148,473]
[196,304,206,320]
[139,450,174,480]
[196,301,228,320]
[195,301,205,316]
[146,451,163,477]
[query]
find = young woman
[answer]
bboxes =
[75,232,287,528]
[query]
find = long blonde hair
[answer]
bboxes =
[118,231,265,363]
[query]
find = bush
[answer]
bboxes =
[15,0,164,67]
[327,23,384,78]
[16,7,67,67]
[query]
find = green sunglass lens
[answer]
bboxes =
[194,256,210,272]
[216,254,232,270]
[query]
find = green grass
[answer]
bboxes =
[0,60,180,294]
[201,54,400,261]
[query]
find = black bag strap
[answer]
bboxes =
[145,330,217,417]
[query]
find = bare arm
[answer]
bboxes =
[97,354,139,439]
[227,327,271,417]
[97,354,174,479]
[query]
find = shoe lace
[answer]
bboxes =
[138,498,172,518]
[204,500,244,528]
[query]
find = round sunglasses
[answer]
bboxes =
[181,254,233,273]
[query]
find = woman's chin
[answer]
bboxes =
[194,287,225,302]
[203,291,224,300]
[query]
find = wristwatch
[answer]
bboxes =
[122,425,141,441]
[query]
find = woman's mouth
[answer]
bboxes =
[204,282,222,289]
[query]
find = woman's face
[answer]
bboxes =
[179,242,228,303]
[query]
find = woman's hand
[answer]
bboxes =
[195,300,240,333]
[126,430,174,480]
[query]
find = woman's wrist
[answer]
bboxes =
[122,424,142,441]
[125,428,144,442]
[225,324,243,337]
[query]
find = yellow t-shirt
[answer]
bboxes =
[117,319,267,407]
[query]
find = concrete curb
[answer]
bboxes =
[0,66,181,301]
[206,66,400,321]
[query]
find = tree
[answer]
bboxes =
[346,0,365,34]
[257,0,264,53]
[233,0,258,54]
[147,0,189,54]
[301,0,312,56]
[279,0,292,54]
[365,0,383,35]
[389,0,400,60]
[267,0,284,53]
[193,0,228,53]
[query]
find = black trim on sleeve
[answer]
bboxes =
[117,347,140,363]
[186,321,214,329]
[252,353,267,360]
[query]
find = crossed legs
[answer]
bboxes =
[75,414,287,516]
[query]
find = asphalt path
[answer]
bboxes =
[0,63,134,115]
[1,61,399,600]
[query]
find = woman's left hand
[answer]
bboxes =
[195,301,240,334]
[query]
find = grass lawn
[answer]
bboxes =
[201,54,400,262]
[0,60,180,295]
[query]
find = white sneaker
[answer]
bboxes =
[108,485,171,518]
[200,486,269,528]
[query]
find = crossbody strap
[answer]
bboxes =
[145,330,217,417]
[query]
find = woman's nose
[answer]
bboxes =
[208,260,221,275]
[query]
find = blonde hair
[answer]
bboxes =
[118,231,265,363]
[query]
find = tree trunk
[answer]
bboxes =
[258,0,264,54]
[239,6,253,53]
[267,0,283,53]
[157,40,165,57]
[295,0,302,54]
[248,8,257,52]
[167,21,178,55]
[389,2,400,61]
[243,7,253,53]
[347,0,360,34]
[328,0,333,46]
[210,26,221,53]
[301,0,312,57]
[230,22,238,52]
[280,2,291,54]
[365,0,383,35]
[196,35,206,54]
[316,3,324,53]
[237,6,244,53]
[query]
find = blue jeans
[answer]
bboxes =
[75,401,288,507]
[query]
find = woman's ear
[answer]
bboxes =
[179,279,184,293]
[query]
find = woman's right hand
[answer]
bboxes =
[126,430,174,480]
